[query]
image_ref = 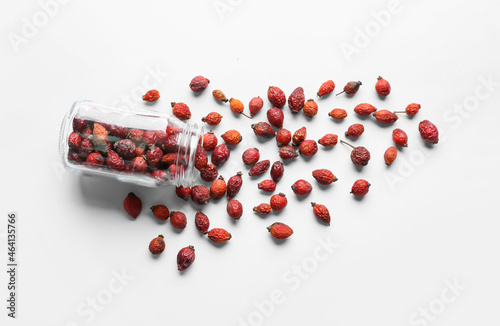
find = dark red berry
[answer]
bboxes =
[200,164,218,182]
[227,200,243,219]
[291,179,312,196]
[190,76,210,92]
[258,179,277,193]
[311,203,331,225]
[375,76,391,96]
[68,132,81,150]
[202,132,218,152]
[351,179,370,197]
[251,122,276,137]
[151,205,170,221]
[149,235,165,254]
[299,140,318,157]
[318,134,338,147]
[176,186,191,200]
[340,140,371,166]
[276,128,292,147]
[208,228,232,243]
[270,161,284,183]
[279,145,298,160]
[249,97,264,116]
[373,110,398,124]
[253,203,272,215]
[130,156,148,173]
[249,160,270,177]
[211,144,230,166]
[195,145,208,171]
[195,212,210,234]
[267,222,293,240]
[114,139,136,159]
[267,107,284,128]
[177,246,195,271]
[146,146,163,167]
[292,127,306,146]
[170,211,187,229]
[123,192,142,218]
[270,193,287,211]
[345,124,365,138]
[312,169,338,185]
[418,120,439,144]
[84,152,105,168]
[191,185,210,205]
[337,81,362,96]
[267,86,286,108]
[107,150,125,171]
[242,148,260,166]
[392,128,408,147]
[288,87,305,113]
[226,172,243,199]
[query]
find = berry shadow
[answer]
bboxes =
[207,239,230,248]
[352,195,365,202]
[353,165,364,172]
[171,227,185,234]
[294,194,311,202]
[255,136,276,144]
[424,142,437,149]
[316,183,333,191]
[150,253,162,260]
[377,93,387,101]
[315,218,330,227]
[373,121,396,129]
[281,158,298,166]
[270,237,290,246]
[192,91,203,98]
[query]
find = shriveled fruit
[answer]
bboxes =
[253,203,272,215]
[176,186,191,200]
[212,89,228,102]
[170,211,187,229]
[221,130,242,146]
[354,103,377,116]
[226,172,243,199]
[208,228,232,243]
[151,170,167,181]
[267,86,286,108]
[303,99,318,117]
[375,76,391,96]
[191,185,210,205]
[279,145,298,160]
[249,97,264,116]
[194,145,208,171]
[109,124,129,139]
[351,179,370,197]
[171,102,191,120]
[270,193,287,211]
[318,134,338,147]
[68,151,82,163]
[337,81,362,96]
[384,146,397,165]
[291,179,312,196]
[84,152,105,168]
[392,128,408,147]
[317,80,335,97]
[395,103,421,116]
[73,118,88,133]
[299,140,318,157]
[211,144,230,166]
[229,98,252,118]
[267,222,293,240]
[127,129,144,143]
[92,123,108,145]
[345,124,365,138]
[249,160,270,176]
[202,132,218,152]
[312,169,337,185]
[200,164,218,182]
[288,87,305,114]
[107,150,125,171]
[202,112,222,126]
[130,156,147,173]
[292,127,306,146]
[190,75,210,92]
[79,138,93,158]
[373,110,398,124]
[114,139,136,159]
[123,192,142,218]
[270,161,284,183]
[195,212,210,234]
[251,122,276,137]
[227,200,243,219]
[143,89,160,102]
[149,235,165,254]
[151,205,170,221]
[210,176,227,200]
[146,146,163,167]
[340,140,371,166]
[258,179,276,193]
[276,128,291,147]
[311,203,331,225]
[162,134,179,153]
[242,148,260,166]
[267,107,284,128]
[177,246,195,271]
[328,108,347,120]
[418,120,439,144]
[68,132,81,150]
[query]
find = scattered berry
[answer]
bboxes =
[267,107,285,128]
[249,97,265,116]
[375,76,391,96]
[176,186,191,200]
[267,222,293,240]
[171,102,191,120]
[267,86,286,108]
[392,128,408,147]
[258,180,277,193]
[210,176,227,200]
[190,76,210,92]
[317,80,335,97]
[149,235,165,254]
[229,98,252,118]
[195,145,208,171]
[211,144,230,166]
[279,145,299,160]
[170,211,187,229]
[299,140,318,157]
[291,179,312,196]
[303,99,318,117]
[340,140,371,166]
[270,161,284,183]
[394,103,421,116]
[251,122,276,137]
[312,169,338,185]
[311,203,331,225]
[195,212,210,234]
[202,112,223,126]
[227,200,243,219]
[249,160,270,176]
[354,103,377,116]
[151,205,170,221]
[221,130,242,146]
[328,108,348,120]
[373,110,398,124]
[336,81,362,96]
[123,192,142,218]
[270,193,287,211]
[351,179,370,197]
[212,89,228,102]
[318,134,338,147]
[191,185,210,205]
[288,87,305,114]
[276,128,292,147]
[200,164,218,182]
[226,172,243,199]
[177,246,195,271]
[202,132,218,152]
[143,89,160,102]
[345,124,365,138]
[384,146,397,165]
[242,148,260,166]
[292,127,307,146]
[253,203,272,215]
[418,120,439,144]
[208,228,232,243]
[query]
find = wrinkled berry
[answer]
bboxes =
[202,132,218,152]
[226,172,243,199]
[229,98,252,118]
[288,87,305,114]
[318,134,338,147]
[127,129,144,143]
[212,89,228,102]
[392,128,408,147]
[162,134,179,153]
[249,96,264,116]
[303,99,318,117]
[68,132,82,150]
[242,148,260,166]
[270,161,284,183]
[211,144,230,166]
[208,228,232,243]
[200,164,218,182]
[177,246,195,271]
[340,140,371,166]
[299,140,318,157]
[114,139,136,159]
[190,75,210,92]
[317,80,335,97]
[176,186,191,201]
[312,169,337,185]
[337,81,362,96]
[170,211,187,230]
[107,150,125,171]
[79,138,93,158]
[258,179,277,193]
[92,123,108,146]
[221,130,242,146]
[146,146,163,167]
[267,107,284,128]
[276,128,291,147]
[375,76,391,96]
[328,108,348,120]
[351,179,370,197]
[354,103,377,116]
[195,212,210,234]
[311,203,331,225]
[149,235,165,254]
[123,192,142,218]
[67,150,82,163]
[267,222,293,240]
[279,145,298,160]
[171,102,191,120]
[292,127,306,146]
[130,156,148,173]
[384,146,397,165]
[251,122,276,137]
[227,200,243,220]
[84,152,105,168]
[249,160,270,176]
[162,153,178,166]
[419,120,439,144]
[267,86,286,108]
[143,89,160,102]
[404,103,420,116]
[191,185,210,205]
[210,176,227,200]
[345,124,365,138]
[270,193,287,211]
[373,110,398,124]
[202,112,222,126]
[195,145,208,171]
[253,203,272,215]
[73,118,88,133]
[151,205,170,221]
[291,179,312,196]
[108,124,129,139]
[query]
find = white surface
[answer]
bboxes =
[2,0,500,325]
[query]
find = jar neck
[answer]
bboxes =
[172,121,203,187]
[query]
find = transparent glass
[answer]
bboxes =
[59,100,203,187]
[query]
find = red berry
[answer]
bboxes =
[162,134,179,153]
[149,235,165,254]
[267,222,293,240]
[114,139,136,159]
[210,176,227,200]
[270,161,284,183]
[202,112,223,126]
[303,99,318,117]
[249,160,270,177]
[151,205,170,221]
[166,125,182,135]
[276,128,292,147]
[107,150,125,171]
[279,145,298,160]
[354,103,377,116]
[130,156,148,173]
[299,140,318,157]
[191,185,210,205]
[154,130,167,146]
[200,164,218,182]
[68,132,82,150]
[208,228,232,243]
[175,186,191,200]
[288,87,305,114]
[337,81,362,96]
[221,130,242,146]
[405,103,421,116]
[318,134,338,147]
[177,246,195,271]
[249,96,264,116]
[190,75,210,92]
[345,124,365,138]
[258,179,277,193]
[351,179,370,197]
[270,193,287,211]
[418,120,439,144]
[267,107,284,128]
[267,86,286,108]
[146,146,163,167]
[84,152,105,168]
[171,102,191,120]
[375,76,391,96]
[242,148,260,166]
[292,127,306,146]
[328,108,348,120]
[384,146,397,165]
[135,143,146,157]
[251,122,276,137]
[253,203,272,215]
[79,138,93,158]
[67,150,82,163]
[170,211,187,230]
[211,144,230,166]
[123,192,142,218]
[143,89,160,102]
[312,169,338,185]
[92,123,108,146]
[311,203,331,225]
[340,140,371,166]
[212,89,228,102]
[373,110,398,124]
[194,145,208,171]
[226,172,243,199]
[73,118,88,133]
[151,170,168,181]
[392,128,408,147]
[227,200,243,219]
[291,179,312,196]
[202,132,218,152]
[317,80,335,97]
[127,129,144,143]
[195,212,210,234]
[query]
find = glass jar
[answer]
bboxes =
[59,100,203,187]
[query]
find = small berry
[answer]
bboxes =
[195,145,208,171]
[337,81,362,96]
[291,179,312,196]
[226,172,243,199]
[312,169,338,185]
[127,129,144,143]
[200,164,219,182]
[123,192,142,218]
[276,128,292,147]
[151,205,170,221]
[143,130,159,145]
[249,160,270,176]
[375,76,391,96]
[135,143,146,157]
[351,179,370,197]
[392,128,408,147]
[292,127,307,146]
[170,211,187,229]
[107,150,125,171]
[317,80,335,97]
[249,96,264,116]
[267,107,284,128]
[242,148,260,166]
[299,140,318,157]
[251,122,276,137]
[384,146,397,165]
[84,152,105,168]
[402,103,421,116]
[340,140,371,166]
[373,110,399,124]
[208,228,232,243]
[114,139,136,159]
[79,138,93,158]
[73,118,88,133]
[311,203,331,225]
[227,200,243,219]
[171,102,191,120]
[146,146,163,167]
[258,179,277,193]
[354,103,377,116]
[267,222,293,240]
[270,161,284,183]
[328,108,348,120]
[162,134,179,153]
[418,120,439,144]
[345,124,365,138]
[68,132,82,150]
[149,235,165,254]
[191,185,210,205]
[195,212,210,234]
[176,186,191,200]
[81,126,92,139]
[212,89,228,102]
[221,130,242,146]
[177,246,195,271]
[67,151,82,163]
[166,125,182,135]
[143,89,160,102]
[253,203,272,215]
[211,144,230,166]
[202,112,223,126]
[279,145,299,160]
[303,99,318,117]
[130,156,148,173]
[202,132,218,152]
[210,176,227,200]
[229,98,252,118]
[92,123,108,146]
[267,86,286,108]
[151,170,168,181]
[288,87,305,114]
[190,76,210,92]
[270,193,287,211]
[318,134,338,147]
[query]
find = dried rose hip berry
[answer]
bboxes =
[191,185,210,205]
[351,179,370,197]
[92,123,109,145]
[270,193,287,211]
[190,75,210,92]
[318,134,338,147]
[202,132,218,152]
[227,200,243,219]
[345,124,365,138]
[328,108,348,120]
[276,128,292,147]
[127,129,144,143]
[226,172,243,199]
[299,140,318,157]
[270,161,284,183]
[212,89,228,102]
[73,118,88,133]
[107,150,125,171]
[80,138,93,159]
[384,146,397,165]
[303,99,318,117]
[392,128,408,147]
[242,148,260,166]
[177,246,195,271]
[291,179,312,196]
[419,120,439,144]
[67,151,82,163]
[373,110,398,124]
[146,146,163,167]
[221,130,242,146]
[149,235,165,254]
[292,127,306,146]
[267,107,284,128]
[210,176,227,200]
[81,126,92,139]
[130,156,148,173]
[340,140,371,166]
[166,125,182,135]
[170,211,187,229]
[151,170,168,181]
[375,76,391,96]
[176,186,191,200]
[267,222,293,240]
[135,143,146,157]
[162,134,179,153]
[288,87,305,114]
[151,205,170,221]
[208,228,232,243]
[337,81,362,96]
[229,98,252,118]
[114,139,136,159]
[109,124,129,139]
[253,202,273,215]
[311,203,331,225]
[258,179,277,193]
[249,96,264,116]
[267,86,286,108]
[200,164,218,182]
[68,132,82,150]
[312,169,338,185]
[249,160,270,176]
[171,102,191,120]
[317,80,335,97]
[279,145,299,160]
[395,103,420,116]
[143,89,160,102]
[211,144,230,166]
[354,103,377,116]
[195,212,210,234]
[251,122,276,137]
[202,112,223,126]
[123,192,142,218]
[194,145,208,171]
[84,152,105,168]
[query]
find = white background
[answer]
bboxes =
[2,0,500,325]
